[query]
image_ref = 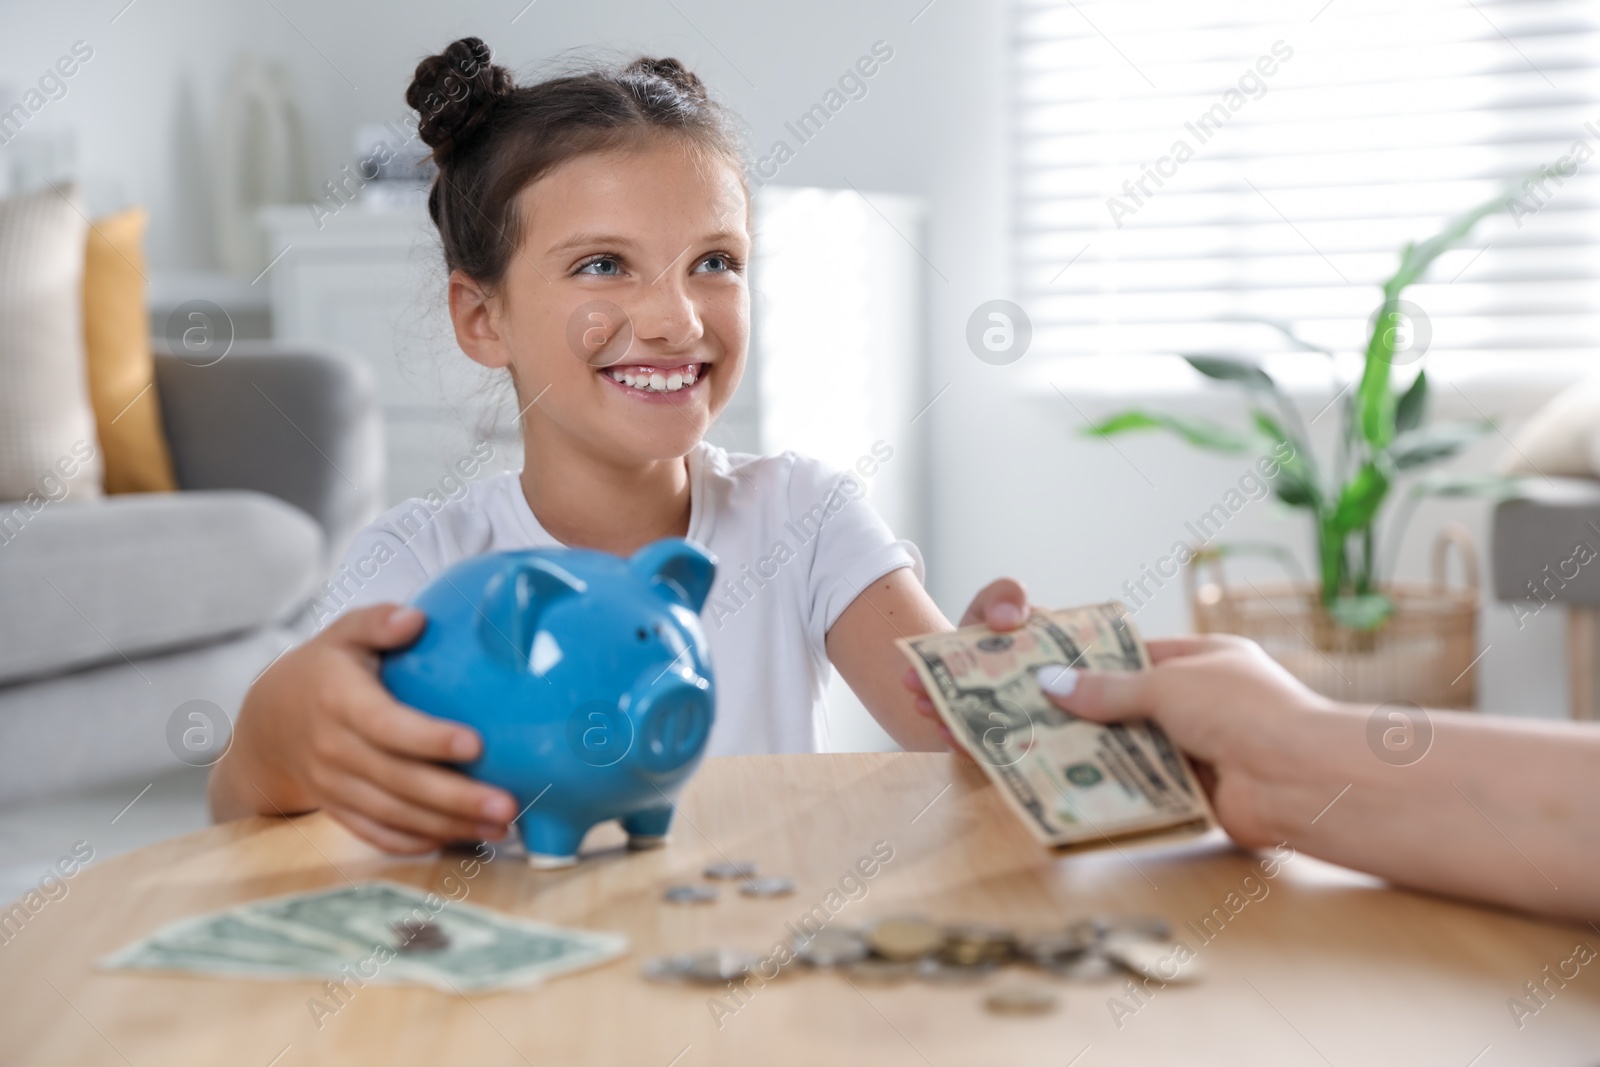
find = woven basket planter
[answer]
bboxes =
[1187,526,1481,709]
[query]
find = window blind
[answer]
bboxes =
[1013,0,1600,364]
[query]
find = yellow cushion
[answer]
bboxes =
[82,207,177,494]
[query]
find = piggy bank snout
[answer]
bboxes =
[629,672,712,776]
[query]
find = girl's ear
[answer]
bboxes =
[448,269,512,370]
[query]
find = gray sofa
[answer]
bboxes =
[0,344,381,807]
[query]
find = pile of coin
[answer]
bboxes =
[660,860,798,906]
[643,912,1198,1015]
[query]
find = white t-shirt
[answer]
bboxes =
[313,441,922,756]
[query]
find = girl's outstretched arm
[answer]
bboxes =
[827,569,1028,751]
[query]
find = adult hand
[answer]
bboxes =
[210,604,519,854]
[1037,633,1332,847]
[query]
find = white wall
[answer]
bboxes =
[1,0,1571,725]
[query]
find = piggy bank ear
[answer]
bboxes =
[630,538,717,613]
[477,558,586,669]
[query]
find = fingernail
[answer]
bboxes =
[390,606,424,627]
[903,667,921,688]
[1036,665,1079,698]
[451,732,479,759]
[990,602,1023,629]
[482,795,514,820]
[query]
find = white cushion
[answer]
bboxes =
[0,184,103,502]
[1497,374,1600,479]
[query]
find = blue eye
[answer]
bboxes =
[695,254,737,274]
[578,257,622,276]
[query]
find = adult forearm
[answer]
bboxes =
[1256,705,1600,920]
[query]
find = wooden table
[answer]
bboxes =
[4,753,1598,1065]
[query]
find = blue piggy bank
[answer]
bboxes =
[381,538,717,868]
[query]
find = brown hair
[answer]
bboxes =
[405,38,748,289]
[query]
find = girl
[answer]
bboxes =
[209,38,1022,854]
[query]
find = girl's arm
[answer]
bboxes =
[826,569,1027,750]
[209,604,519,853]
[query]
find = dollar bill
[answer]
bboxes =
[898,602,1213,847]
[102,881,628,992]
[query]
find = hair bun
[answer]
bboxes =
[624,57,708,102]
[406,37,515,165]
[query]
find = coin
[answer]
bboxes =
[793,927,869,967]
[940,923,1015,966]
[865,916,947,961]
[985,984,1060,1016]
[915,957,997,985]
[1103,938,1202,984]
[682,948,764,985]
[1017,930,1085,965]
[1042,951,1117,982]
[663,884,718,904]
[704,861,758,880]
[739,876,796,898]
[641,953,699,982]
[1107,915,1172,941]
[842,958,914,984]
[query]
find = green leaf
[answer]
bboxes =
[1409,471,1532,499]
[1394,369,1428,434]
[1183,354,1277,392]
[1388,421,1492,470]
[1333,461,1391,532]
[1082,410,1254,453]
[1357,297,1400,448]
[1328,593,1394,632]
[1251,410,1320,508]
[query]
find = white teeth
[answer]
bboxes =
[606,365,703,393]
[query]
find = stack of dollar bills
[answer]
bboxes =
[899,602,1215,847]
[101,881,627,992]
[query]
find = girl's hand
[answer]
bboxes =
[1038,634,1332,847]
[901,578,1031,757]
[209,604,519,854]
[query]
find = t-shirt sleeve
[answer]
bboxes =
[308,516,434,632]
[786,453,926,655]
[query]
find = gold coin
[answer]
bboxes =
[985,984,1060,1016]
[866,916,947,961]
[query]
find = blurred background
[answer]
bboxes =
[2,0,1596,896]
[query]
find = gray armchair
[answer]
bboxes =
[1493,478,1600,720]
[0,344,382,807]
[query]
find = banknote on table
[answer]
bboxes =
[898,602,1214,847]
[101,881,628,992]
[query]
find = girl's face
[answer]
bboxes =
[452,136,750,467]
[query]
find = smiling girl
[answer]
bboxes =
[209,38,1022,854]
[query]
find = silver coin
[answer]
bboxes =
[662,884,718,904]
[793,927,869,967]
[641,953,698,982]
[1042,950,1117,982]
[739,876,796,898]
[1106,915,1172,941]
[682,948,763,985]
[1018,930,1086,965]
[915,957,997,985]
[704,860,758,880]
[1103,937,1203,984]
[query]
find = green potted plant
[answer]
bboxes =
[1086,191,1527,703]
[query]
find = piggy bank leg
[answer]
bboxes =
[520,812,586,870]
[621,806,674,850]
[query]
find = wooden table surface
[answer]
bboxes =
[3,752,1598,1066]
